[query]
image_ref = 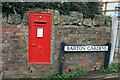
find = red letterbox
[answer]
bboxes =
[28,12,52,64]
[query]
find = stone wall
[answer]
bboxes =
[2,9,112,78]
[2,9,112,27]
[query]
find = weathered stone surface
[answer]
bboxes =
[22,12,29,25]
[69,11,83,25]
[83,18,92,27]
[93,15,105,26]
[7,14,21,24]
[14,14,21,24]
[7,14,16,24]
[92,19,99,26]
[105,17,112,27]
[69,17,82,25]
[28,8,43,12]
[2,14,7,24]
[5,9,111,27]
[59,15,71,25]
[44,9,60,25]
[69,11,83,19]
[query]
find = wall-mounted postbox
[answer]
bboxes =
[28,12,52,64]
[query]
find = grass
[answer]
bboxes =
[42,69,88,79]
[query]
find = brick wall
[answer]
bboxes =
[2,25,111,78]
[57,26,111,72]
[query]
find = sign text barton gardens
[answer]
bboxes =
[64,45,108,52]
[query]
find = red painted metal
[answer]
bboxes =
[28,12,52,64]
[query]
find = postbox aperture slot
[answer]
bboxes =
[34,20,46,25]
[34,22,46,24]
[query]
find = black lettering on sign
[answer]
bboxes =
[64,46,108,51]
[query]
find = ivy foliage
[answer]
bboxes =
[2,2,103,18]
[99,63,118,73]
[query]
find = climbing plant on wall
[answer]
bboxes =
[2,2,103,18]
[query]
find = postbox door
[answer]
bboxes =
[28,12,52,64]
